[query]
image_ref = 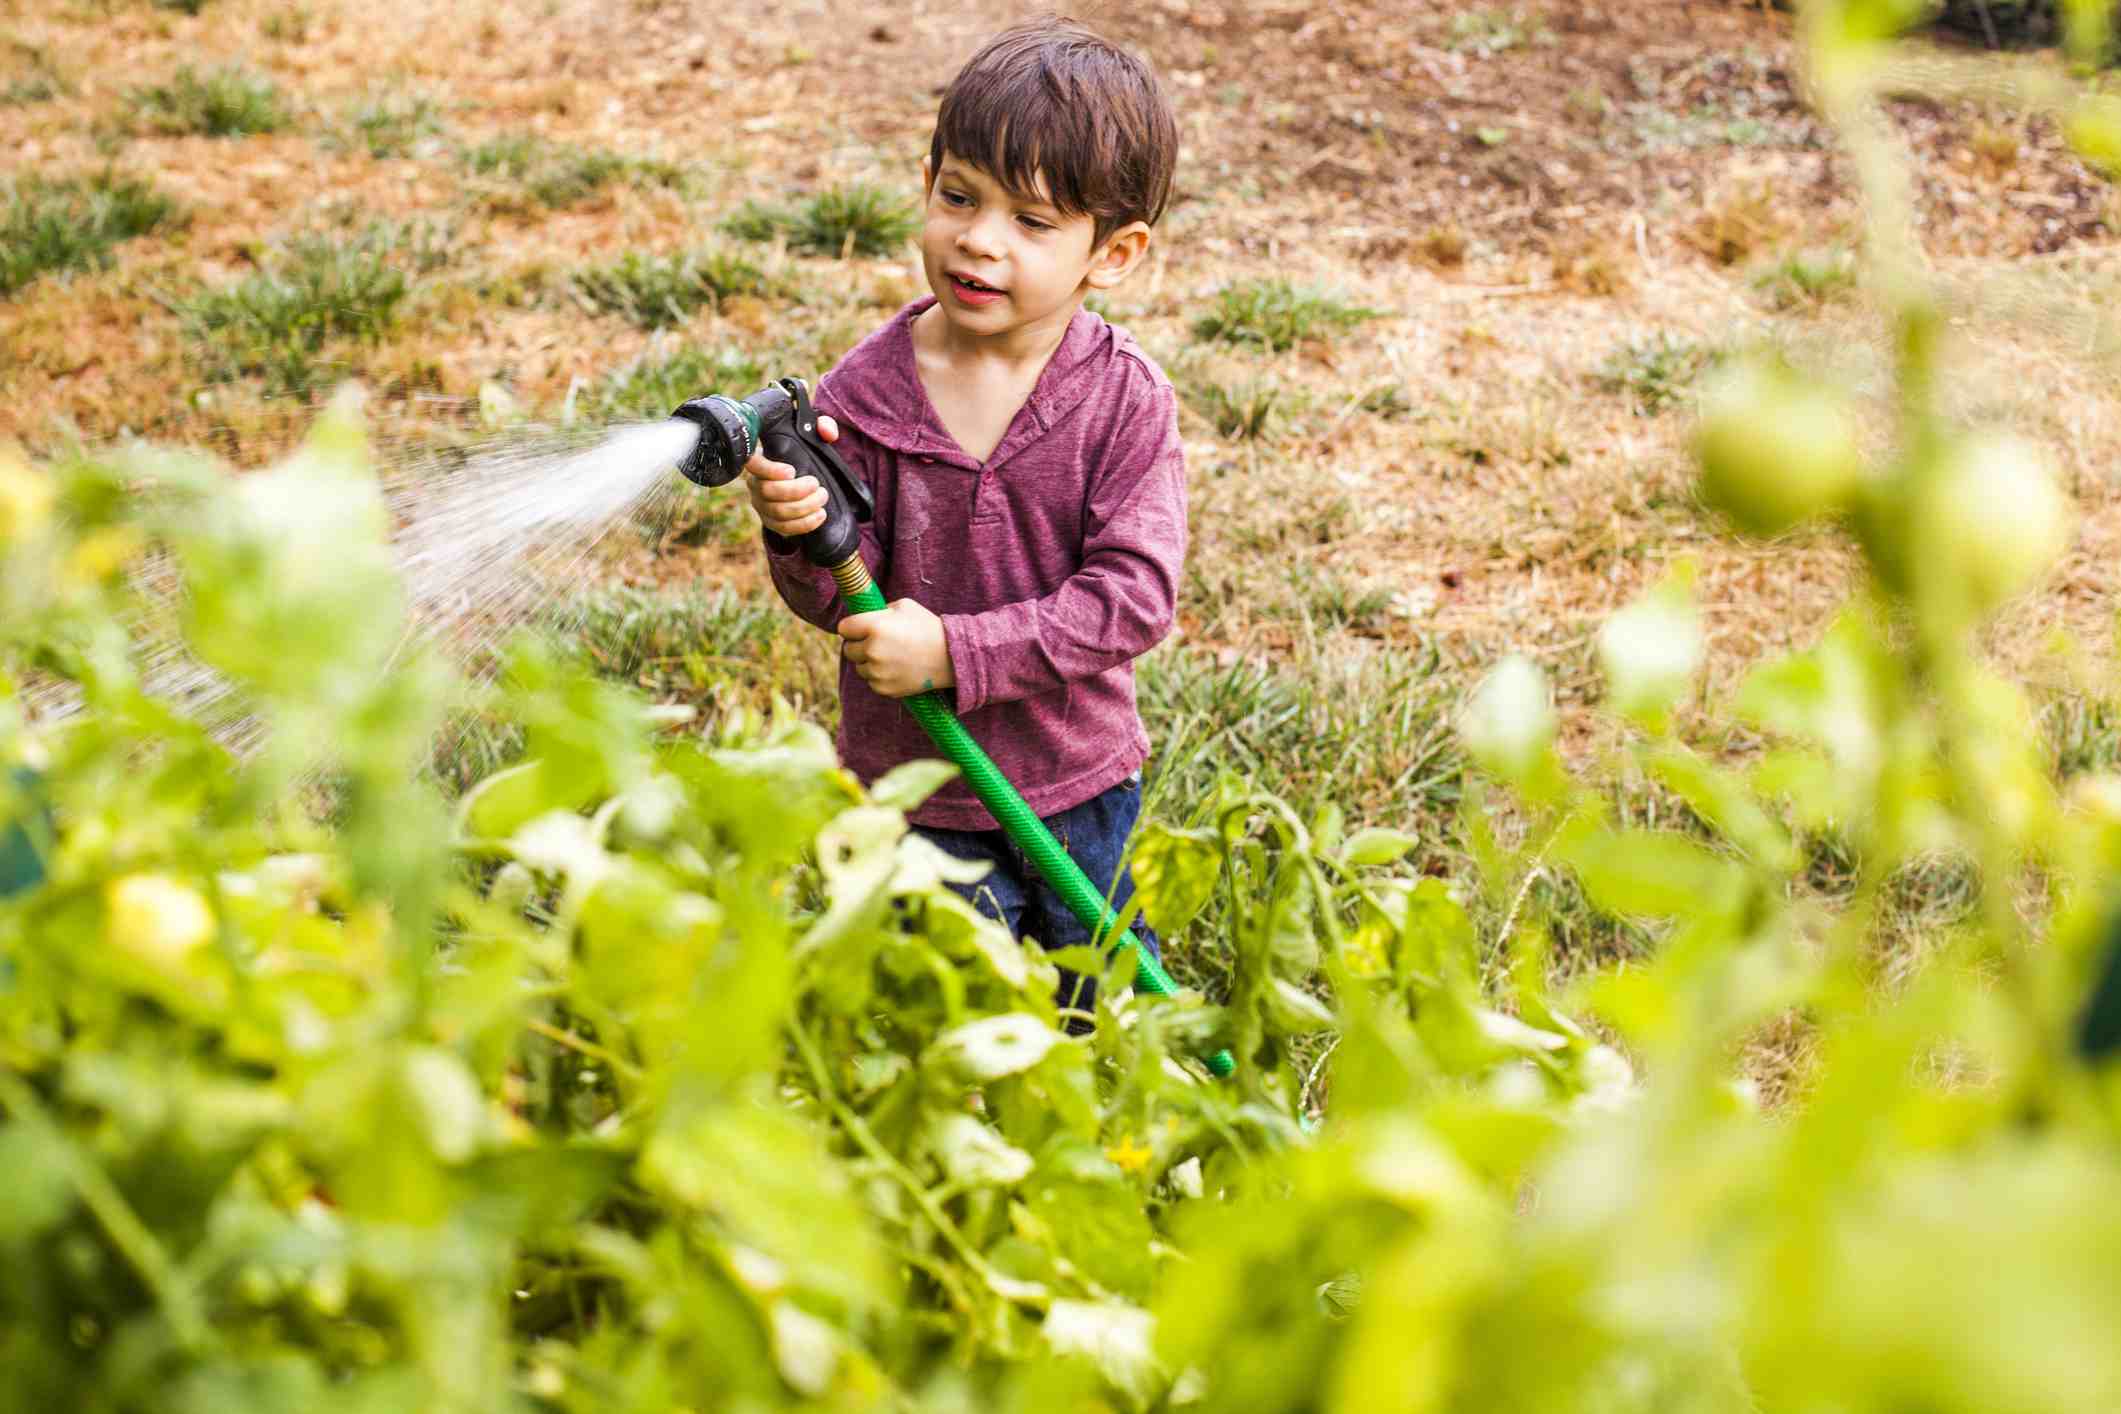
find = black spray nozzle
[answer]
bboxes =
[671,377,873,568]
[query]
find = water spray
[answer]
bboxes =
[670,380,1237,1079]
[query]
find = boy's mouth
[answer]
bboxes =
[947,272,1006,304]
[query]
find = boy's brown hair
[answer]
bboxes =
[929,17,1179,248]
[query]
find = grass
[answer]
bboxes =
[1446,7,1548,56]
[127,65,290,138]
[2,75,61,105]
[175,231,410,396]
[461,135,686,213]
[548,583,837,714]
[1,172,179,298]
[584,345,767,422]
[1183,375,1285,440]
[1752,247,1859,311]
[721,184,919,257]
[1191,279,1382,352]
[1595,332,1717,416]
[334,90,446,159]
[569,248,770,330]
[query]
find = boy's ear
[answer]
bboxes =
[1084,221,1152,291]
[919,155,934,193]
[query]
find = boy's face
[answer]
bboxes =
[918,155,1146,342]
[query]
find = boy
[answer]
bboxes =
[744,18,1185,1026]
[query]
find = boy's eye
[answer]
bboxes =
[1017,215,1051,232]
[941,189,971,207]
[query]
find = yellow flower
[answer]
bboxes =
[1104,1133,1153,1175]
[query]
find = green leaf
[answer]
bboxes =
[1131,822,1222,937]
[1341,827,1418,869]
[926,1014,1062,1082]
[869,758,958,811]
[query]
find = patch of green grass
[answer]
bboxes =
[334,89,445,159]
[585,345,767,422]
[721,184,919,258]
[1446,7,1548,56]
[1190,278,1382,352]
[152,0,211,13]
[548,583,838,715]
[175,231,410,396]
[1183,375,1284,440]
[1,61,68,106]
[569,247,770,329]
[461,135,686,213]
[1595,332,1716,416]
[1752,247,1859,311]
[2044,693,2121,780]
[128,65,290,138]
[1,171,179,297]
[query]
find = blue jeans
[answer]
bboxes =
[913,773,1161,1033]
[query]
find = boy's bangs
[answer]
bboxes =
[936,92,1105,224]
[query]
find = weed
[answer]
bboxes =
[462,135,683,212]
[176,232,410,396]
[0,172,178,297]
[2043,693,2121,779]
[261,7,312,41]
[128,65,289,138]
[2,75,61,105]
[570,248,769,330]
[1191,278,1381,352]
[1184,375,1283,440]
[1359,382,1415,419]
[1420,225,1469,267]
[335,90,445,159]
[1286,565,1395,633]
[721,184,919,257]
[1596,332,1716,416]
[1684,180,1792,267]
[549,583,837,713]
[1752,247,1859,311]
[585,345,767,423]
[152,0,211,12]
[1446,7,1547,56]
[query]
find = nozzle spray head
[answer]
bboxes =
[669,394,759,488]
[670,378,873,568]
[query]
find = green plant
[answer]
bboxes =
[1595,330,1716,415]
[1752,245,1860,309]
[152,0,211,12]
[1184,375,1284,440]
[175,232,410,395]
[1446,6,1547,55]
[585,344,767,422]
[0,171,178,297]
[569,247,768,329]
[722,183,919,257]
[460,135,683,212]
[0,59,67,105]
[1191,278,1382,352]
[334,89,445,159]
[127,65,289,137]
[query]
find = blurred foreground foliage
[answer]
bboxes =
[6,4,2121,1410]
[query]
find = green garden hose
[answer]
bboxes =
[830,557,1236,1078]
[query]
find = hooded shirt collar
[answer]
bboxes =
[819,296,1117,470]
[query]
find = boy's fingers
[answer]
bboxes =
[836,611,880,640]
[746,456,796,481]
[816,414,839,442]
[755,475,820,503]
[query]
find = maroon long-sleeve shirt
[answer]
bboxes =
[763,297,1188,830]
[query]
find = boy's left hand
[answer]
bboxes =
[838,598,955,699]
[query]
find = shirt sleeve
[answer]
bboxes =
[761,393,887,631]
[939,380,1186,713]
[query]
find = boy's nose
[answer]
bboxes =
[955,213,1008,260]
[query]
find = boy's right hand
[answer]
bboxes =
[745,414,840,540]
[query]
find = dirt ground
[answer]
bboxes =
[6,0,2121,721]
